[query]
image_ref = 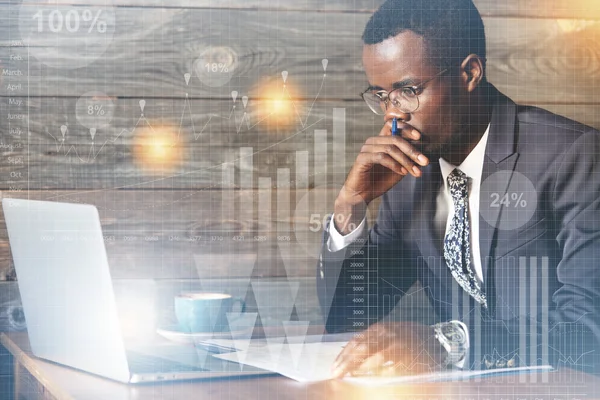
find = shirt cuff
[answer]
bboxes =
[326,214,366,252]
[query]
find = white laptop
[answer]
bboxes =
[2,198,272,383]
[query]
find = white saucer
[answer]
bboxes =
[156,325,253,345]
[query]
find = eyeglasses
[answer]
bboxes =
[360,68,449,115]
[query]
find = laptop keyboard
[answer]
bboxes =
[126,351,207,374]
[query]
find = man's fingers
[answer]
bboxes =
[332,343,402,378]
[339,346,416,378]
[331,340,370,378]
[364,136,429,166]
[331,325,392,378]
[379,122,421,141]
[360,144,422,177]
[332,338,358,368]
[350,352,386,376]
[356,152,409,176]
[330,322,444,379]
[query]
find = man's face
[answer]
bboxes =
[362,31,465,159]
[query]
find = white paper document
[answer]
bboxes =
[344,365,554,386]
[212,337,553,383]
[214,340,346,382]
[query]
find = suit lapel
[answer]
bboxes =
[479,91,520,281]
[414,161,444,268]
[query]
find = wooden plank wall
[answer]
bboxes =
[0,1,599,326]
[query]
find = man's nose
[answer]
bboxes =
[384,109,410,124]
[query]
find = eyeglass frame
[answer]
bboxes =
[360,68,450,115]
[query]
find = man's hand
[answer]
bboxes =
[333,121,429,234]
[330,321,446,378]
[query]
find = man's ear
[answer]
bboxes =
[460,54,485,92]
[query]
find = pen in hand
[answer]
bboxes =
[391,117,398,136]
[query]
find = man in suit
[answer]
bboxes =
[318,0,600,377]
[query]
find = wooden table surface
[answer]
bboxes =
[2,331,599,400]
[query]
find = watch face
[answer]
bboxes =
[434,322,469,366]
[441,323,467,346]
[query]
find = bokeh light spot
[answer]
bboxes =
[132,125,182,174]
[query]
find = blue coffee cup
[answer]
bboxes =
[174,292,245,333]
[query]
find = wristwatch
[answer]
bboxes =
[433,321,470,368]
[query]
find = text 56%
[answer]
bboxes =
[490,192,527,208]
[308,213,356,233]
[32,9,107,33]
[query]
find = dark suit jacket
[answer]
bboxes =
[317,89,600,374]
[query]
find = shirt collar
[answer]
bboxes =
[439,123,491,185]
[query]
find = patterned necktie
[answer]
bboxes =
[444,168,487,307]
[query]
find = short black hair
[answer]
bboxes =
[362,0,486,71]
